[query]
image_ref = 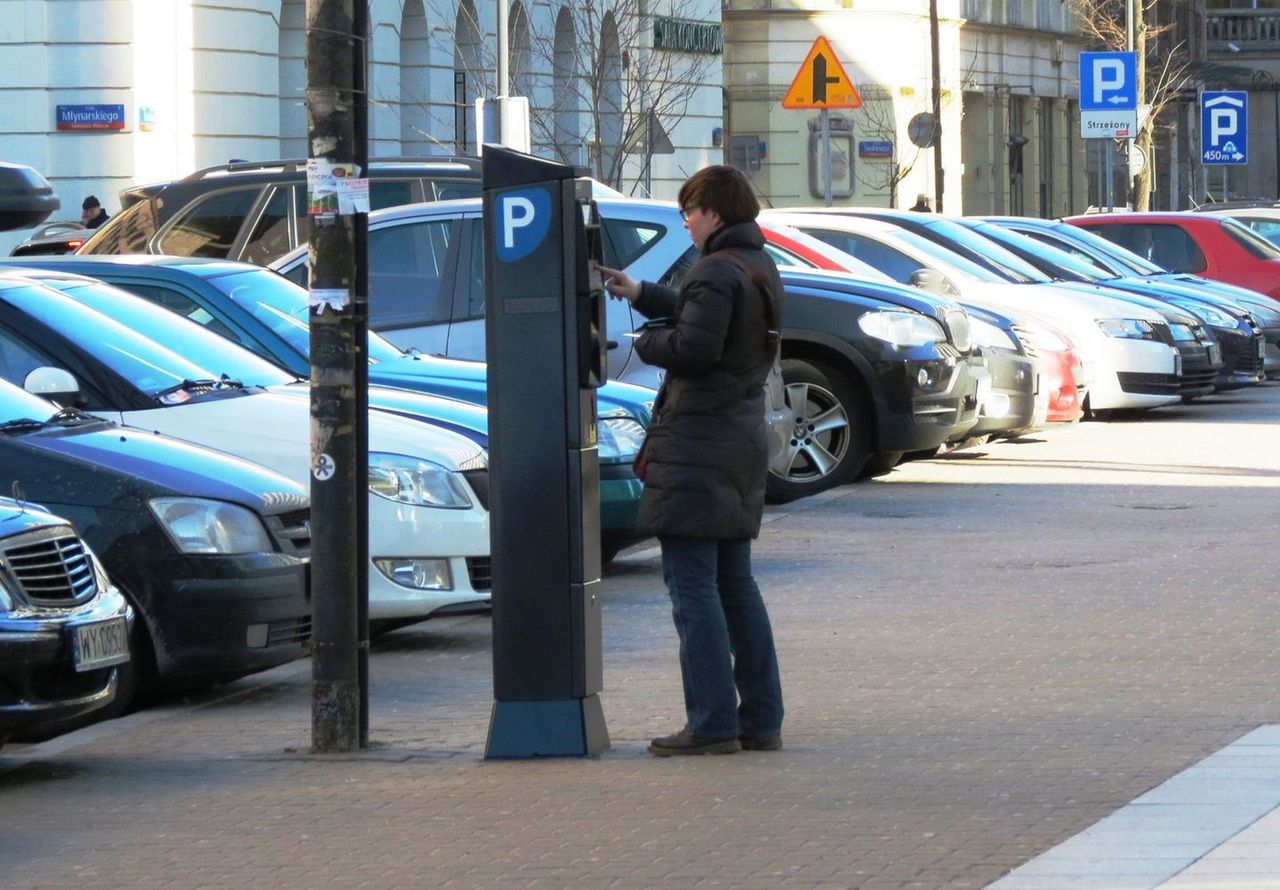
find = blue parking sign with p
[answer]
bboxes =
[1080,52,1136,111]
[495,187,551,262]
[1201,91,1248,166]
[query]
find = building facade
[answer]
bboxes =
[0,0,723,252]
[721,0,1089,214]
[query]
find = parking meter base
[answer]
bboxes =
[485,695,610,758]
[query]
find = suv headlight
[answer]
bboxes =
[968,317,1018,351]
[597,409,646,464]
[1096,317,1157,340]
[149,498,274,554]
[1167,299,1234,327]
[1167,322,1196,342]
[1019,322,1071,353]
[858,310,946,347]
[368,452,473,508]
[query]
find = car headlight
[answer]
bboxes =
[149,498,274,554]
[1096,317,1157,340]
[368,452,473,508]
[1018,321,1071,353]
[968,317,1019,351]
[1165,298,1234,327]
[1166,322,1196,342]
[858,310,946,347]
[597,409,646,464]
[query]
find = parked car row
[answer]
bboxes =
[9,159,1277,747]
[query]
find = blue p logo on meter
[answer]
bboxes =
[496,188,551,262]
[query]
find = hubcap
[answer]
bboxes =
[780,380,851,483]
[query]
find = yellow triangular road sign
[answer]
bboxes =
[782,36,862,110]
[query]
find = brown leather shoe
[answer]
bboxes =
[739,734,782,751]
[648,728,741,757]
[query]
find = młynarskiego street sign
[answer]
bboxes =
[1079,51,1137,139]
[782,36,862,110]
[1201,91,1248,165]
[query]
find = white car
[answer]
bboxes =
[0,274,491,622]
[764,210,1184,412]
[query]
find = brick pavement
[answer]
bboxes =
[2,385,1279,889]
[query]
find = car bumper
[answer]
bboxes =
[874,350,984,453]
[144,557,311,684]
[1215,329,1267,390]
[0,587,132,731]
[970,350,1044,438]
[367,495,491,621]
[600,466,644,551]
[1086,338,1182,411]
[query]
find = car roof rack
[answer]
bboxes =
[178,154,481,182]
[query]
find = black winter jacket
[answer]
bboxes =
[632,220,782,539]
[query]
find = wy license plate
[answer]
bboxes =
[70,617,130,672]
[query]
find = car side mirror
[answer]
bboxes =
[909,268,947,295]
[24,367,81,405]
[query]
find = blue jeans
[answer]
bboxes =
[659,536,784,740]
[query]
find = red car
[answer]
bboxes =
[759,220,1087,424]
[1066,212,1280,302]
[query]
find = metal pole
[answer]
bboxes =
[496,0,509,142]
[352,0,370,748]
[1274,90,1279,200]
[307,0,366,753]
[1106,142,1114,212]
[930,0,944,212]
[821,108,833,206]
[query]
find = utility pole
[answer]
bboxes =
[929,0,944,212]
[307,0,370,753]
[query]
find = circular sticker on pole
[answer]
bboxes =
[313,453,336,481]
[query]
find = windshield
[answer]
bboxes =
[0,377,75,423]
[209,268,407,363]
[971,222,1110,282]
[1054,224,1164,275]
[1220,217,1280,259]
[38,279,297,386]
[888,229,1004,283]
[4,282,230,397]
[916,218,1048,283]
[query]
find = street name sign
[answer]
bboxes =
[1201,91,1248,165]
[1079,51,1137,139]
[782,36,862,110]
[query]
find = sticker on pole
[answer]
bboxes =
[313,453,336,481]
[494,188,551,262]
[782,37,862,110]
[309,288,350,314]
[307,159,370,215]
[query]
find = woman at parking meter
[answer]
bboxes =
[597,165,785,757]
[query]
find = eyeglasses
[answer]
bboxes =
[680,206,698,221]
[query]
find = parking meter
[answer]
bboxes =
[482,146,610,758]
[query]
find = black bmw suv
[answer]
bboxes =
[76,156,481,266]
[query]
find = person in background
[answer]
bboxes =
[80,195,109,229]
[596,165,785,757]
[909,193,932,212]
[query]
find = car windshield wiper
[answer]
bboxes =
[154,378,219,400]
[46,406,102,425]
[0,417,47,433]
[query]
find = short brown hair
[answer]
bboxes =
[678,165,759,225]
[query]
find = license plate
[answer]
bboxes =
[1208,344,1222,365]
[975,375,992,407]
[70,617,130,672]
[1259,338,1267,360]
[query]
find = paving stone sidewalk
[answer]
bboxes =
[3,387,1280,889]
